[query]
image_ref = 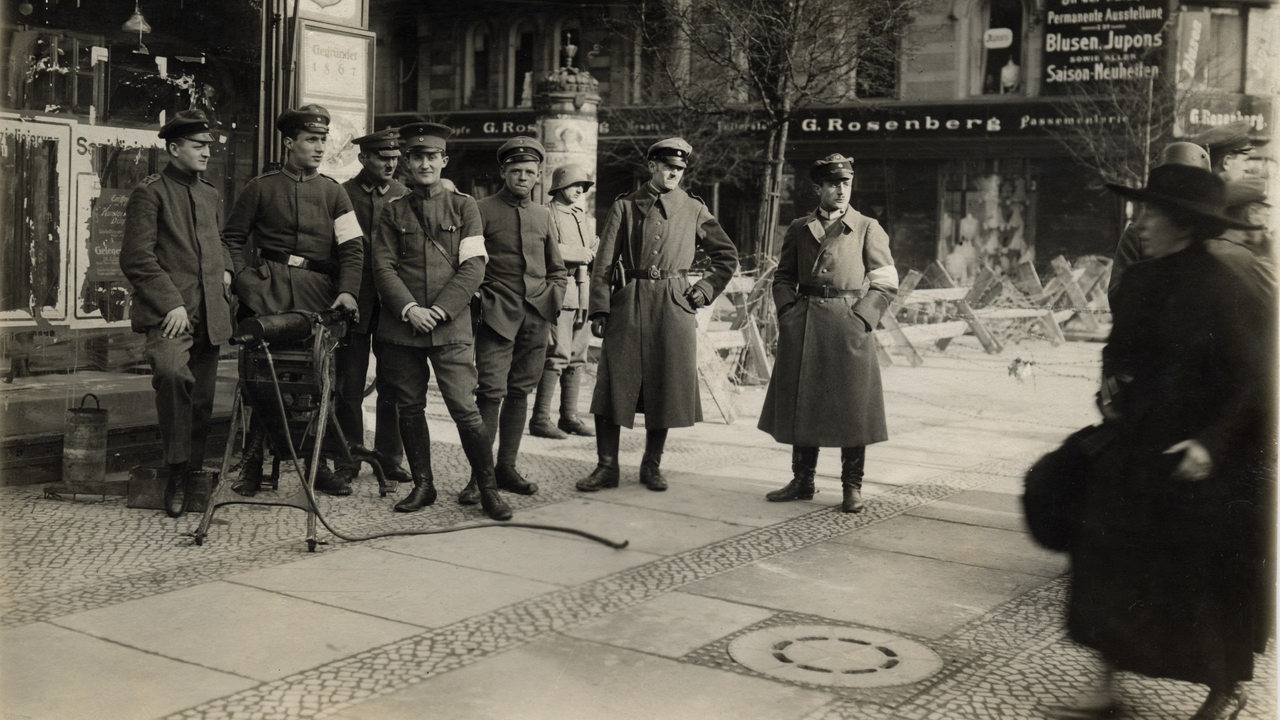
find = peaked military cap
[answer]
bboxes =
[498,136,545,165]
[159,109,215,141]
[1192,120,1254,156]
[810,153,855,182]
[1224,177,1269,210]
[353,128,401,158]
[276,104,331,134]
[647,137,692,168]
[399,122,453,151]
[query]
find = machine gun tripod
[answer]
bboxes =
[193,309,393,551]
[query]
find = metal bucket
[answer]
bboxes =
[63,393,108,485]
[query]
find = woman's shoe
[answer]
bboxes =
[1190,686,1246,720]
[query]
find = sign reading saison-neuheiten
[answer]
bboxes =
[1041,0,1168,94]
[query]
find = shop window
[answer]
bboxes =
[466,23,492,109]
[939,159,1032,282]
[8,30,106,115]
[509,21,536,108]
[972,0,1025,96]
[0,133,61,314]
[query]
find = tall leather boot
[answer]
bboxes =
[459,398,502,505]
[496,394,537,494]
[528,369,567,439]
[766,446,819,501]
[576,416,621,491]
[164,461,188,518]
[840,446,867,513]
[557,367,594,436]
[394,413,437,512]
[232,421,266,497]
[639,428,669,491]
[457,423,511,521]
[375,395,411,483]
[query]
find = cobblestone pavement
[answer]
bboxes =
[2,337,1274,719]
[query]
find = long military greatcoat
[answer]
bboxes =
[589,183,738,429]
[120,163,233,345]
[758,206,898,447]
[343,171,408,334]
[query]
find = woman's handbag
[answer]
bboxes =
[1022,423,1113,552]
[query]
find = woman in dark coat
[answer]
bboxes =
[1051,146,1275,720]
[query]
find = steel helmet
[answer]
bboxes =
[549,163,594,194]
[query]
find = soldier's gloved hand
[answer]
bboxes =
[683,285,709,309]
[590,316,607,339]
[573,308,588,329]
[331,292,359,325]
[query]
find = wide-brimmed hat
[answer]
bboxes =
[1106,164,1260,230]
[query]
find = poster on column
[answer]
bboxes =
[1040,0,1167,95]
[295,20,374,182]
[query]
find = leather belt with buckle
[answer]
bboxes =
[259,248,337,275]
[625,267,689,280]
[798,283,861,299]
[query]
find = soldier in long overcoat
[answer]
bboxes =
[221,104,363,496]
[758,154,899,513]
[337,130,411,487]
[577,137,738,493]
[120,110,233,517]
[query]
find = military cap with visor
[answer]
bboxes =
[498,136,545,165]
[810,153,855,183]
[398,122,453,151]
[159,109,216,142]
[353,128,401,158]
[647,137,693,168]
[276,104,331,134]
[1192,120,1255,156]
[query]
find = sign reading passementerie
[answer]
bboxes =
[1041,0,1166,94]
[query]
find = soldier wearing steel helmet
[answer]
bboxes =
[528,163,599,440]
[120,109,233,518]
[576,137,739,494]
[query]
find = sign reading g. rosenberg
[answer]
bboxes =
[1041,0,1167,93]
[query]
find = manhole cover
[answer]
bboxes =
[728,624,943,688]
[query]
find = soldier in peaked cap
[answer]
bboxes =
[576,137,738,494]
[464,136,567,506]
[1193,120,1255,182]
[120,109,234,517]
[333,129,412,489]
[222,103,364,497]
[527,163,599,440]
[368,120,512,520]
[758,153,899,514]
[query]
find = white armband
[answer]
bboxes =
[867,265,899,290]
[334,210,362,245]
[459,235,488,264]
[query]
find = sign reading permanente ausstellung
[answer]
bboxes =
[1041,0,1167,94]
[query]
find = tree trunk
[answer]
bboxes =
[758,118,791,259]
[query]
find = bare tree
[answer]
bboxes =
[618,0,923,257]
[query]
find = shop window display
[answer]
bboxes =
[939,160,1033,280]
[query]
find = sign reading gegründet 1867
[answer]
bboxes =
[1041,0,1167,94]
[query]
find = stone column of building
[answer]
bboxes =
[534,37,601,212]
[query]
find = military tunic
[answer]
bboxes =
[758,206,898,447]
[223,165,363,316]
[343,171,409,334]
[546,200,598,369]
[120,162,233,466]
[589,184,738,429]
[476,189,568,340]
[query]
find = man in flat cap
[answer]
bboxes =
[120,109,233,517]
[528,163,599,439]
[461,136,567,505]
[577,137,738,493]
[222,103,363,497]
[757,153,898,513]
[370,122,511,520]
[335,130,412,490]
